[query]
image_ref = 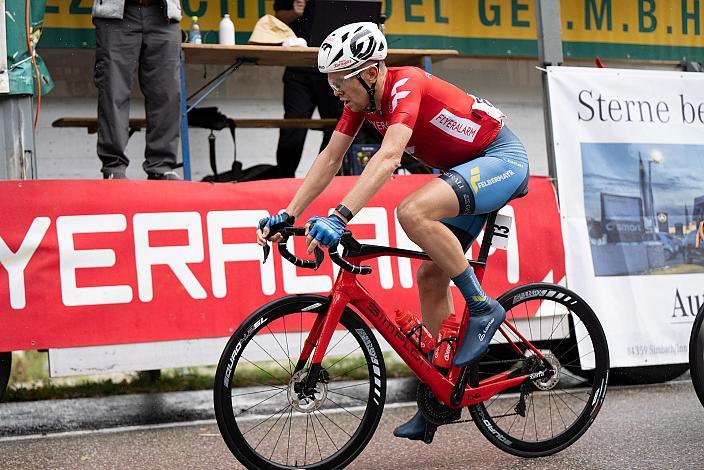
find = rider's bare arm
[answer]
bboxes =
[285,130,355,219]
[335,124,413,219]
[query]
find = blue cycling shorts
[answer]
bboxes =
[439,126,529,248]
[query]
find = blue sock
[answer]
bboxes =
[451,266,491,316]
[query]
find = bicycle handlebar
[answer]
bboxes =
[261,227,372,275]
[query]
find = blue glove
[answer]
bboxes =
[258,212,295,238]
[307,214,347,247]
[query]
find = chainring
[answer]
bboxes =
[416,382,462,426]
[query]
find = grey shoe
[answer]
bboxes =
[147,170,182,181]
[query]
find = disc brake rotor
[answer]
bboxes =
[288,369,328,413]
[527,350,561,391]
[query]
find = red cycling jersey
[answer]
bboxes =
[335,66,505,171]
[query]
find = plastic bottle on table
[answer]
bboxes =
[219,14,235,45]
[433,316,460,369]
[189,16,202,44]
[395,309,435,354]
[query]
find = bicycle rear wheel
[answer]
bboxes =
[689,304,704,408]
[214,294,386,469]
[469,283,609,457]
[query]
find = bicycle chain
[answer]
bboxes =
[421,358,528,426]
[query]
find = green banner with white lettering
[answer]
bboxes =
[40,1,703,61]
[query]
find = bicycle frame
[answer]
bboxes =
[293,213,547,408]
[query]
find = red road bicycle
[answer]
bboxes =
[214,210,610,469]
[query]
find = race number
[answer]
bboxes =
[468,94,506,122]
[491,214,513,250]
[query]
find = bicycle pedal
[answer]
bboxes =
[423,424,437,444]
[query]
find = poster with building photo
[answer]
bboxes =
[547,66,704,367]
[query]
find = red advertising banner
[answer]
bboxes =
[0,176,564,351]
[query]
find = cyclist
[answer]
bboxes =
[256,22,529,440]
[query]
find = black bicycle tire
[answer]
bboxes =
[689,304,704,408]
[469,283,610,458]
[0,351,11,402]
[214,294,386,470]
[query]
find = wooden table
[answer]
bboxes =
[178,44,459,180]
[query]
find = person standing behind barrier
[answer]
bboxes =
[274,0,343,178]
[92,0,183,180]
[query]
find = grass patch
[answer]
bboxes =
[3,351,413,402]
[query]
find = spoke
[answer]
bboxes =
[550,392,568,430]
[543,308,572,344]
[283,315,292,373]
[316,409,353,438]
[521,400,529,441]
[286,408,292,466]
[310,410,323,462]
[507,409,520,435]
[253,404,291,450]
[561,349,597,367]
[494,397,519,424]
[549,387,554,439]
[329,363,368,381]
[251,337,293,378]
[266,324,293,374]
[550,314,585,354]
[328,390,368,403]
[531,393,538,441]
[324,395,363,420]
[325,331,351,358]
[324,346,363,372]
[555,387,590,404]
[329,381,369,391]
[526,300,534,344]
[551,299,557,344]
[232,385,286,398]
[540,298,543,343]
[556,331,595,363]
[304,414,309,465]
[313,410,339,451]
[483,393,503,412]
[235,389,286,419]
[241,401,290,435]
[239,356,287,385]
[552,389,581,417]
[270,405,292,460]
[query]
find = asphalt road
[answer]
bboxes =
[1,380,703,469]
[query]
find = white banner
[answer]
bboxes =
[547,66,704,367]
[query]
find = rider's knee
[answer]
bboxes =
[397,198,425,232]
[417,261,448,290]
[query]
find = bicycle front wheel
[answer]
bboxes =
[469,283,610,457]
[214,294,386,469]
[689,304,704,408]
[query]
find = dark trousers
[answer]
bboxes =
[94,3,181,177]
[276,68,343,178]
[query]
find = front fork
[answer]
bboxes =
[293,292,348,394]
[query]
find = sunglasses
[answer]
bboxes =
[328,63,378,93]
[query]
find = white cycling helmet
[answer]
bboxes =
[318,22,387,74]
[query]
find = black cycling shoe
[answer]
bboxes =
[393,409,427,440]
[453,299,506,367]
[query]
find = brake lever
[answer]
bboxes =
[262,243,271,263]
[313,245,324,267]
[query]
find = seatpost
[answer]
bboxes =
[477,211,498,265]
